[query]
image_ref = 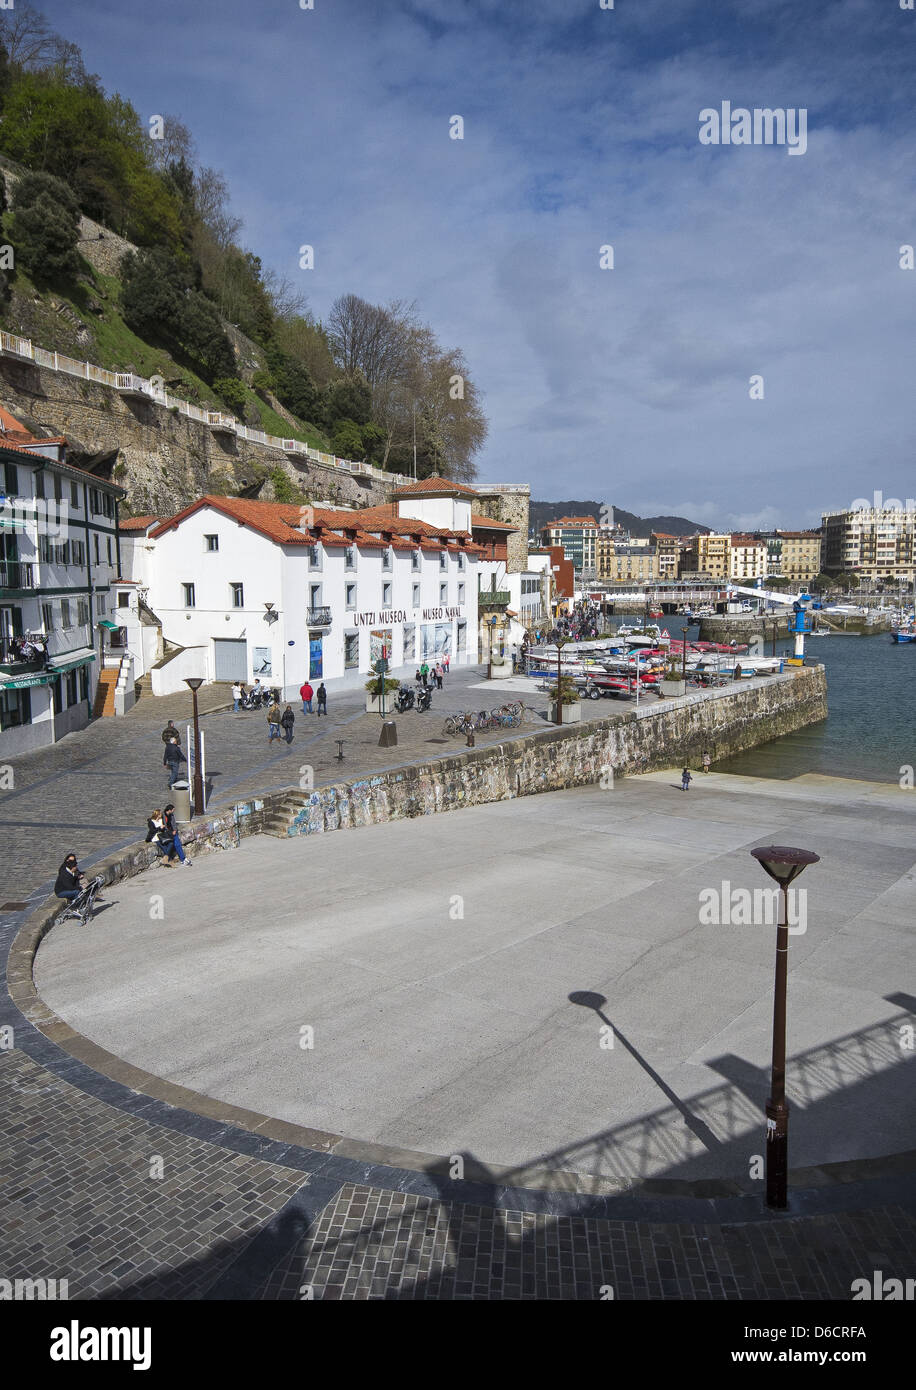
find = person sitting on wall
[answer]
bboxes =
[54,853,85,902]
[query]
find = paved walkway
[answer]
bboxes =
[0,664,660,907]
[1,771,913,1301]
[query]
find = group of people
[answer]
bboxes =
[145,804,191,867]
[297,681,327,715]
[416,657,448,689]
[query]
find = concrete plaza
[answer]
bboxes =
[34,769,916,1190]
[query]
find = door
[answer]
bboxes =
[308,632,323,679]
[213,638,248,681]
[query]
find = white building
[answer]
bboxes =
[132,480,513,695]
[0,408,124,753]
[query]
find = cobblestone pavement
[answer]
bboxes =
[0,664,648,905]
[2,1040,913,1302]
[261,1181,916,1301]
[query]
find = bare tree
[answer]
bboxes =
[262,268,309,322]
[327,294,417,390]
[146,114,196,175]
[193,166,242,248]
[0,3,84,75]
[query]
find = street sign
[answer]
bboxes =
[374,658,388,674]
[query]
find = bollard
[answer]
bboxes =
[466,730,475,748]
[378,721,398,748]
[335,739,345,761]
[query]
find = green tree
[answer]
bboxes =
[324,373,371,427]
[9,168,81,281]
[120,246,187,339]
[330,419,365,460]
[181,290,236,380]
[214,376,247,417]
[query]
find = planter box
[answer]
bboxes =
[365,695,396,714]
[660,680,687,697]
[549,701,581,724]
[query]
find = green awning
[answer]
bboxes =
[98,620,118,630]
[49,650,95,674]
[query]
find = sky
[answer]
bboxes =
[38,0,916,529]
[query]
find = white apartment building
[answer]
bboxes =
[822,508,915,583]
[0,409,124,753]
[134,483,494,695]
[728,534,768,581]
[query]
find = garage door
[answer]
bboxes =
[213,639,247,681]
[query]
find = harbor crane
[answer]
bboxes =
[726,583,816,660]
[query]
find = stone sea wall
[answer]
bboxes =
[282,666,827,835]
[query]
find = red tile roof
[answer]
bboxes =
[149,495,484,552]
[393,475,479,497]
[120,515,161,530]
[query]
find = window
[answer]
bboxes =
[53,473,62,504]
[66,670,77,707]
[0,686,30,730]
[89,487,101,514]
[118,591,130,608]
[77,598,89,626]
[96,593,106,615]
[345,545,356,570]
[70,481,79,509]
[308,544,321,569]
[458,553,465,571]
[439,583,448,604]
[60,599,72,629]
[107,537,112,565]
[72,539,84,567]
[412,583,420,607]
[182,583,195,608]
[412,550,420,571]
[94,534,99,564]
[35,471,45,500]
[309,583,321,607]
[41,602,55,633]
[457,583,465,603]
[382,582,392,606]
[205,534,219,552]
[3,462,16,496]
[345,583,357,609]
[78,667,89,701]
[344,632,359,668]
[231,582,244,608]
[382,547,392,571]
[439,551,447,570]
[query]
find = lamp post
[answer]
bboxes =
[184,677,205,816]
[680,625,688,684]
[487,615,498,679]
[749,845,820,1209]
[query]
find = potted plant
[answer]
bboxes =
[548,674,582,724]
[364,674,400,714]
[660,658,686,697]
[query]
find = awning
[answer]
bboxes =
[49,648,96,674]
[98,620,118,630]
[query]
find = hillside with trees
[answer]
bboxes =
[0,4,488,488]
[529,500,710,538]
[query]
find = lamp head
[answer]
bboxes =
[750,844,820,887]
[184,677,203,692]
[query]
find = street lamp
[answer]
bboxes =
[183,677,206,816]
[487,615,499,679]
[680,625,689,684]
[749,844,821,1209]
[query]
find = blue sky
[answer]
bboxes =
[40,0,916,527]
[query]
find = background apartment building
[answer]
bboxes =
[822,508,915,584]
[728,535,767,581]
[540,516,599,578]
[683,533,729,578]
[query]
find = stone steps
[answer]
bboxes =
[262,796,309,837]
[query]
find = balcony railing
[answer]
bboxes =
[0,561,35,589]
[479,590,510,606]
[306,606,332,627]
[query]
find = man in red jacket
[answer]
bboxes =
[300,680,313,713]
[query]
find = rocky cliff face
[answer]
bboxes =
[0,353,389,514]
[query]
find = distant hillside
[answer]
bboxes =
[530,500,710,538]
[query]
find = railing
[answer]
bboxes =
[0,329,396,485]
[306,606,332,626]
[0,561,35,589]
[478,590,510,605]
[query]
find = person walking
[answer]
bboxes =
[163,736,186,788]
[420,661,429,688]
[443,652,450,676]
[681,767,692,792]
[280,704,295,743]
[702,751,711,774]
[267,702,282,741]
[163,803,192,865]
[300,680,313,714]
[161,719,181,745]
[146,809,179,868]
[433,662,443,690]
[316,683,327,716]
[231,682,242,712]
